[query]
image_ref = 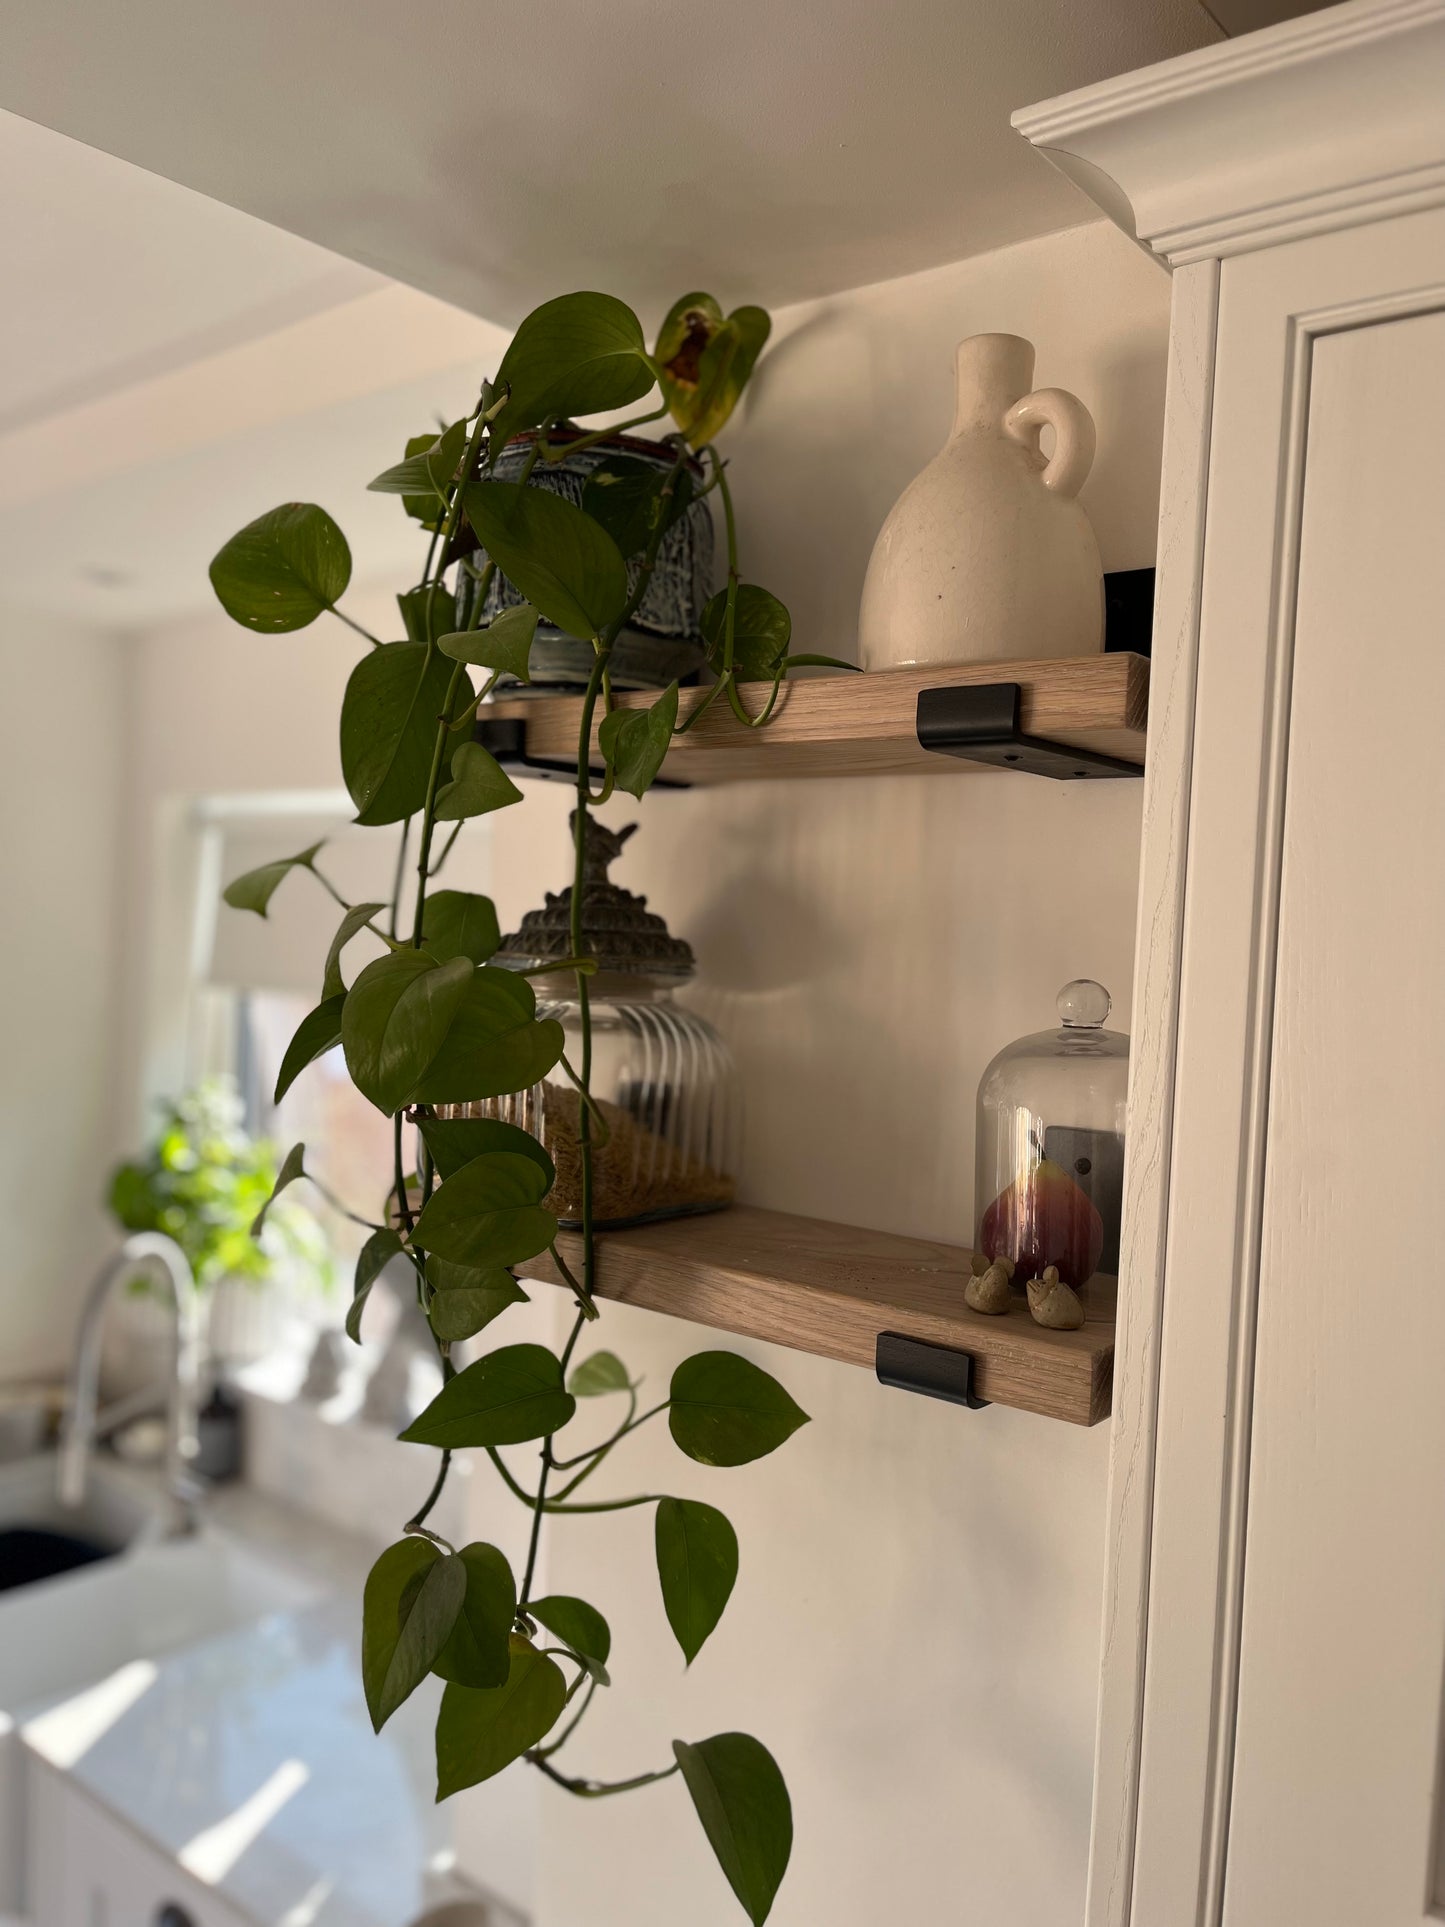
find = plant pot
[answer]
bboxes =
[457,430,714,691]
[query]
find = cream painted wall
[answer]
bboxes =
[103,217,1167,1923]
[0,604,125,1378]
[501,219,1165,1927]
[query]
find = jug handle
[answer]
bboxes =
[1004,388,1096,499]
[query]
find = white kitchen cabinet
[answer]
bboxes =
[27,1761,252,1927]
[1016,4,1445,1922]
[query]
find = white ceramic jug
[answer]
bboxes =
[858,334,1104,670]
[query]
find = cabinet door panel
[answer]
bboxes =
[1124,205,1445,1927]
[28,1760,253,1927]
[1220,307,1445,1925]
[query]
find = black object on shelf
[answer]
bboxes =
[1104,568,1155,656]
[875,1332,990,1410]
[475,715,692,789]
[915,683,1143,780]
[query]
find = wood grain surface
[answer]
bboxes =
[519,1205,1115,1425]
[483,653,1148,784]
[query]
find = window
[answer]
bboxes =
[153,788,497,1332]
[237,987,412,1272]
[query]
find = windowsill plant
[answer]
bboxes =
[107,1076,329,1301]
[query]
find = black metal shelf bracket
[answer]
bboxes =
[916,682,1143,781]
[876,1331,990,1410]
[475,715,692,788]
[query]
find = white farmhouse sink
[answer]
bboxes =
[0,1453,323,1912]
[0,1448,157,1570]
[0,1522,318,1718]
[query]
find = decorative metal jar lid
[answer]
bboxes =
[496,814,694,980]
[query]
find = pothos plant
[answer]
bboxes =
[213,292,834,1923]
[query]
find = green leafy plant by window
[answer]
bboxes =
[107,1077,327,1291]
[211,290,841,1923]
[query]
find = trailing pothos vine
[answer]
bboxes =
[215,292,830,1924]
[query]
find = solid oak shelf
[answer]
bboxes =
[521,1205,1115,1426]
[481,652,1148,784]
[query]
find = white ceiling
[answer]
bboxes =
[0,0,1218,326]
[0,271,507,624]
[0,0,1221,623]
[0,112,506,622]
[0,113,380,436]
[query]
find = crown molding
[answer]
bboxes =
[1013,0,1445,267]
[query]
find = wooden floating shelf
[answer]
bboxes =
[481,653,1148,785]
[520,1206,1114,1426]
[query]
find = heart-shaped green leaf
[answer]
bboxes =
[410,968,564,1105]
[274,994,346,1105]
[393,430,449,527]
[417,1017,564,1106]
[340,640,474,827]
[418,1115,554,1186]
[400,1344,575,1449]
[397,581,459,645]
[700,583,792,684]
[432,1542,516,1689]
[598,682,677,799]
[222,841,324,916]
[412,1152,555,1270]
[322,901,388,1001]
[341,949,474,1114]
[436,1637,567,1798]
[674,1732,793,1925]
[209,503,351,633]
[567,1351,631,1398]
[438,604,539,682]
[688,306,771,447]
[347,1226,405,1343]
[427,1260,529,1343]
[249,1142,306,1237]
[462,482,628,640]
[369,418,467,503]
[434,741,523,822]
[581,456,694,559]
[656,1497,738,1665]
[363,1538,465,1731]
[419,890,501,966]
[363,1538,437,1727]
[488,293,655,451]
[529,1595,611,1682]
[668,1352,810,1467]
[655,297,772,448]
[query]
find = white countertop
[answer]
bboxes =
[27,1597,454,1927]
[13,1469,480,1927]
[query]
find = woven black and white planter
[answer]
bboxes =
[456,428,714,692]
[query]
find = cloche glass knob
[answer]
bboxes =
[1057,978,1111,1029]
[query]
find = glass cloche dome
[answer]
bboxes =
[974,979,1129,1296]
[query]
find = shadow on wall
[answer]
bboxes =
[686,869,840,997]
[1084,335,1169,569]
[724,220,1170,653]
[585,752,1143,1249]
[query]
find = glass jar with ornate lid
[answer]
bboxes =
[440,816,738,1229]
